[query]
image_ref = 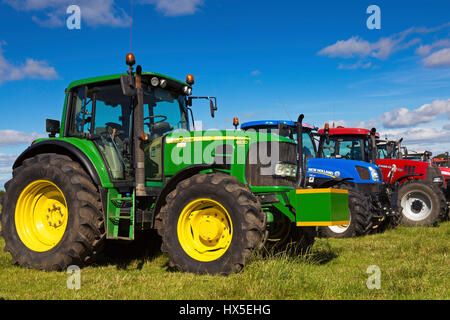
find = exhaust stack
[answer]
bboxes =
[295,114,305,188]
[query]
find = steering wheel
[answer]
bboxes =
[144,115,167,124]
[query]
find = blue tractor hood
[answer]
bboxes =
[307,158,383,184]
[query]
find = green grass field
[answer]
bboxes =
[0,218,448,300]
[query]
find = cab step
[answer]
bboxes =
[106,190,135,240]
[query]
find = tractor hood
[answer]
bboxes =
[163,129,296,178]
[307,158,383,184]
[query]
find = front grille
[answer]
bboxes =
[245,141,297,187]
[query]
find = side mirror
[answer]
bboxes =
[46,119,60,138]
[210,99,218,118]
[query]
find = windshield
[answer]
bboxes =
[320,136,369,161]
[377,144,389,159]
[143,87,189,138]
[377,142,398,159]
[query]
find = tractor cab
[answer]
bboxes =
[376,139,403,160]
[65,75,191,181]
[240,120,317,160]
[317,127,379,164]
[61,60,217,186]
[403,149,433,162]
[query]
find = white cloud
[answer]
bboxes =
[0,43,58,84]
[318,33,418,60]
[0,153,17,166]
[422,48,450,68]
[318,23,450,67]
[380,126,450,146]
[0,153,17,190]
[140,0,204,17]
[2,0,131,27]
[0,130,44,147]
[250,70,261,76]
[353,118,378,129]
[415,39,450,56]
[326,118,378,129]
[318,36,371,58]
[338,60,372,70]
[379,99,450,128]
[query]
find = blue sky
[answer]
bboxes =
[0,0,449,188]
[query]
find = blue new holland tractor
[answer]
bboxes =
[241,120,400,238]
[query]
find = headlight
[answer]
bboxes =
[433,177,443,183]
[274,163,297,178]
[368,166,380,182]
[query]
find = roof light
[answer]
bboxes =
[126,53,135,66]
[233,117,240,129]
[324,123,330,130]
[186,74,194,85]
[151,77,160,87]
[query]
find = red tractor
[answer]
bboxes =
[431,154,450,195]
[317,127,448,226]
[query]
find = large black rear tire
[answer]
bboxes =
[398,180,446,226]
[155,173,266,275]
[1,153,105,271]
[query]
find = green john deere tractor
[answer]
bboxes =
[0,54,349,274]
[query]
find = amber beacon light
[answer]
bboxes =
[186,74,195,85]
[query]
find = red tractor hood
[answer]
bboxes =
[439,167,450,184]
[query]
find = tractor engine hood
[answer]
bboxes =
[307,158,383,184]
[163,129,297,179]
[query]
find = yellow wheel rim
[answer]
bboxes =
[15,180,68,252]
[177,198,233,262]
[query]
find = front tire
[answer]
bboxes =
[155,173,266,275]
[1,153,105,271]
